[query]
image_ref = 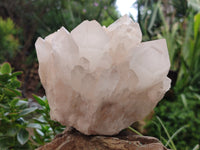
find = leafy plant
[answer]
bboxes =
[0,62,37,149]
[31,95,65,147]
[0,62,65,149]
[146,92,200,150]
[155,116,188,150]
[0,18,20,63]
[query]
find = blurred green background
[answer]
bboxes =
[0,0,200,149]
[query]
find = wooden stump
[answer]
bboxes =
[37,127,170,150]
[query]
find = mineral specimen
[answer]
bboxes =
[35,15,171,135]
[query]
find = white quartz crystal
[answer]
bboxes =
[35,15,171,135]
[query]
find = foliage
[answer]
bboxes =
[30,0,118,65]
[31,95,65,147]
[149,116,188,150]
[0,62,65,149]
[136,0,188,40]
[0,62,37,149]
[0,0,119,66]
[147,91,200,150]
[0,18,20,63]
[136,0,200,149]
[34,0,119,37]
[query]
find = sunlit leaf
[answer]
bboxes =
[27,123,41,129]
[17,129,29,145]
[0,63,11,74]
[19,107,37,116]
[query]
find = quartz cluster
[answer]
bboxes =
[35,15,171,135]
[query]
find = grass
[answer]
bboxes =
[128,116,191,150]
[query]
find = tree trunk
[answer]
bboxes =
[37,127,170,150]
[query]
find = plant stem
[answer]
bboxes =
[128,126,143,136]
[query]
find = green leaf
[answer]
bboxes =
[19,107,37,116]
[16,117,26,124]
[36,129,44,137]
[128,126,143,136]
[33,130,43,145]
[17,129,29,145]
[0,136,10,150]
[27,123,41,129]
[148,0,161,34]
[3,88,17,97]
[33,94,46,106]
[188,0,200,11]
[194,93,200,100]
[10,98,19,106]
[6,127,18,137]
[0,74,10,82]
[156,116,177,150]
[10,80,21,89]
[34,115,47,123]
[192,144,200,150]
[0,63,11,74]
[165,125,188,147]
[12,89,22,96]
[0,104,9,109]
[16,100,28,107]
[11,71,22,77]
[181,94,188,108]
[7,88,22,96]
[194,12,200,40]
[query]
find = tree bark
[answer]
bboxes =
[37,127,170,150]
